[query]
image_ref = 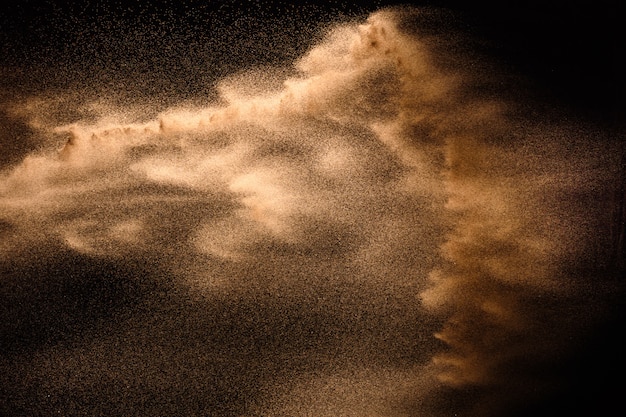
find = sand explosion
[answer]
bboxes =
[1,5,623,417]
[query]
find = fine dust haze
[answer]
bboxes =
[1,3,624,417]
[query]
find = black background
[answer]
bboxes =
[1,2,624,417]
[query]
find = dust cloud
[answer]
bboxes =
[1,4,623,417]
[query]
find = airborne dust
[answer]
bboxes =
[1,3,624,417]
